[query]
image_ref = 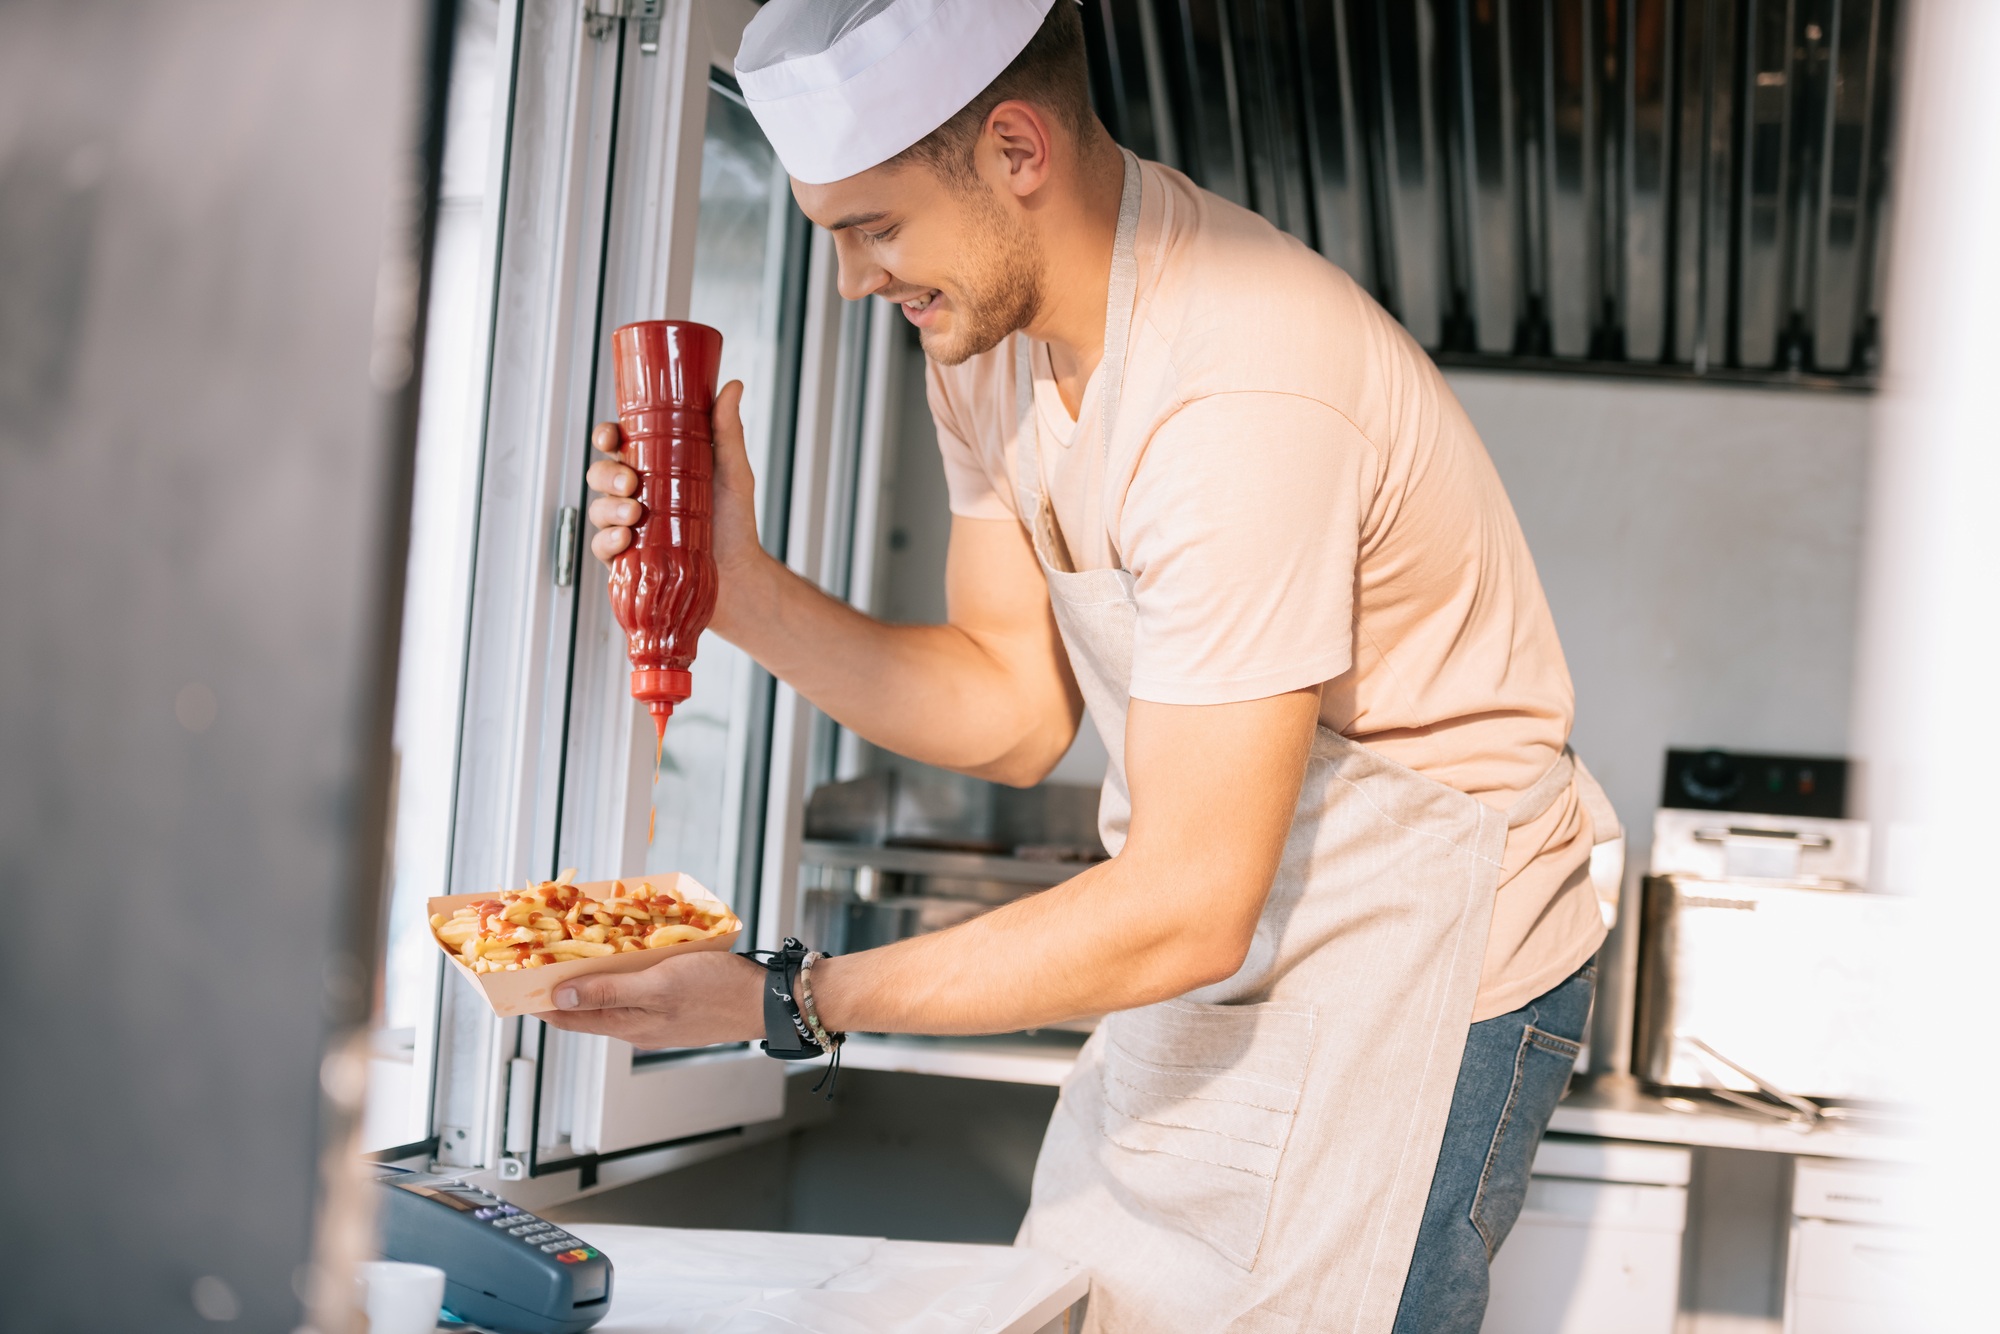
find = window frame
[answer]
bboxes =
[418,0,878,1192]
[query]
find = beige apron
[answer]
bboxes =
[1013,152,1619,1333]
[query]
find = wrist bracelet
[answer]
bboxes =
[754,937,822,1061]
[795,952,843,1054]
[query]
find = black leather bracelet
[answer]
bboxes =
[754,937,824,1061]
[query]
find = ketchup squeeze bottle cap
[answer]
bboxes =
[607,321,724,741]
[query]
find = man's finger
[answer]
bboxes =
[552,970,654,1013]
[591,527,632,563]
[586,459,637,496]
[588,495,642,529]
[591,421,625,458]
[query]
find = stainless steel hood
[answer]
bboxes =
[1081,0,1898,385]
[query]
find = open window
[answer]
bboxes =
[376,0,1098,1193]
[369,0,836,1180]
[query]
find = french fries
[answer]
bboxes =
[430,868,738,974]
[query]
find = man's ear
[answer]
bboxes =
[982,98,1056,198]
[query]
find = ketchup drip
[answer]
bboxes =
[607,320,724,740]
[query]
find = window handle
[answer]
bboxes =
[584,0,663,54]
[553,506,580,588]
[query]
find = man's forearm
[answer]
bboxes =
[804,854,1257,1036]
[540,692,1320,1052]
[804,691,1322,1035]
[715,548,1078,782]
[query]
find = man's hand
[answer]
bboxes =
[588,381,1080,786]
[585,380,767,638]
[537,948,766,1049]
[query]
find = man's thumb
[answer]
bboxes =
[552,973,630,1012]
[713,381,752,476]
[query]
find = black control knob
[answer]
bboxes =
[1679,749,1743,806]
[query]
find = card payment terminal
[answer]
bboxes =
[371,1167,612,1333]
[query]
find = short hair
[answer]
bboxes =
[890,2,1096,184]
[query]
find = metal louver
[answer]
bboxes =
[1080,0,1897,385]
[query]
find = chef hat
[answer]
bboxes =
[736,0,1063,185]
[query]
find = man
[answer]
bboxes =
[545,2,1620,1329]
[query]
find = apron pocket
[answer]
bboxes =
[1097,998,1317,1270]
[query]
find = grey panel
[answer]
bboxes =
[1810,0,1887,372]
[1856,0,1896,376]
[1538,0,1602,357]
[1371,0,1448,346]
[1737,0,1797,368]
[1086,0,1897,381]
[1509,0,1554,353]
[1622,0,1674,362]
[0,0,440,1330]
[1235,0,1316,240]
[1169,0,1251,204]
[1295,0,1376,285]
[1447,0,1522,353]
[1674,0,1739,368]
[1089,0,1164,160]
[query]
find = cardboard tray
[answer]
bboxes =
[428,872,740,1018]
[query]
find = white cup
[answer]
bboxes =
[356,1260,447,1334]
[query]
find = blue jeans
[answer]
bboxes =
[1390,957,1597,1334]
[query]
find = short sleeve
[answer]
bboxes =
[1121,393,1373,705]
[926,357,1017,521]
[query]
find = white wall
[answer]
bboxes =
[1447,369,1874,870]
[876,351,1877,857]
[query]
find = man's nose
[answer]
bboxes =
[832,233,890,302]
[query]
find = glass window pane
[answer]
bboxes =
[641,79,798,905]
[362,0,502,1152]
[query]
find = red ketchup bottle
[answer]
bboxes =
[607,319,724,740]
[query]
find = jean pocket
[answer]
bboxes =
[1097,998,1317,1270]
[1470,1024,1582,1258]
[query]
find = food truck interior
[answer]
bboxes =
[2,0,1990,1330]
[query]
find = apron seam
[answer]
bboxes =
[1104,1061,1307,1104]
[1328,824,1492,1328]
[1322,766,1508,869]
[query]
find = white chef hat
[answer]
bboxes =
[736,0,1063,185]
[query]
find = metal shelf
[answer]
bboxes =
[799,840,1090,888]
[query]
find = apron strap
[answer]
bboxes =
[1098,147,1143,455]
[1009,150,1144,547]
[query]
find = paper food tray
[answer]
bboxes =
[428,871,740,1018]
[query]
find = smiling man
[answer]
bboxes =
[548,2,1621,1330]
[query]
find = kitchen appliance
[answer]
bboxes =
[372,1168,612,1333]
[1483,1136,1691,1334]
[799,768,1106,956]
[1634,749,1919,1111]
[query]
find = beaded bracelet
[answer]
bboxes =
[795,951,843,1054]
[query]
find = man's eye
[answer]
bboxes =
[862,225,898,243]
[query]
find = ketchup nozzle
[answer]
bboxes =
[650,704,672,740]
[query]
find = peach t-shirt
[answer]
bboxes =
[926,160,1605,1020]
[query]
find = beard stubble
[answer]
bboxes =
[921,190,1046,367]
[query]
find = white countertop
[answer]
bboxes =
[552,1225,1087,1334]
[1547,1075,1919,1163]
